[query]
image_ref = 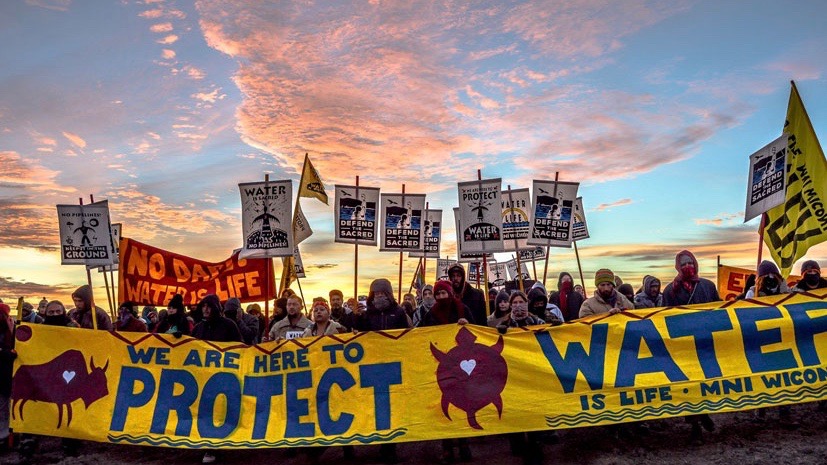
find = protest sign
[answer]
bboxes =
[239,181,293,258]
[118,238,276,306]
[57,201,115,266]
[527,181,579,247]
[571,197,590,241]
[745,134,787,222]
[457,179,504,253]
[410,209,442,259]
[334,185,380,245]
[502,188,531,250]
[379,193,426,252]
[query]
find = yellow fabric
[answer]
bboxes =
[11,291,827,448]
[764,83,827,277]
[297,154,328,205]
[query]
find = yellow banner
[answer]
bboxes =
[11,291,827,448]
[717,264,800,301]
[764,82,827,277]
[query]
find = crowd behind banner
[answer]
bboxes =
[3,250,827,465]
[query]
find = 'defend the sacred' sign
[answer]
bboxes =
[334,185,380,246]
[12,292,827,449]
[527,180,579,248]
[379,193,426,252]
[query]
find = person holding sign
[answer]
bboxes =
[268,295,311,341]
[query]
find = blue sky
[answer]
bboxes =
[1,0,826,305]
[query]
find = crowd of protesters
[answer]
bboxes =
[0,252,824,464]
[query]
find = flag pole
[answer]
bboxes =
[506,185,524,292]
[354,176,360,301]
[542,172,560,288]
[398,184,406,303]
[756,213,766,269]
[80,197,99,331]
[478,170,491,315]
[573,241,586,292]
[531,253,538,282]
[91,194,115,320]
[264,174,272,330]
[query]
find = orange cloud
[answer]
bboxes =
[62,131,87,149]
[150,23,174,33]
[157,34,179,45]
[592,198,633,212]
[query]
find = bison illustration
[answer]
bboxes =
[430,327,508,429]
[12,349,109,428]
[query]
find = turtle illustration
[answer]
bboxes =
[429,327,508,429]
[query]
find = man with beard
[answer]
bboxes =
[662,250,720,444]
[352,279,408,464]
[329,289,346,323]
[579,269,634,318]
[115,301,148,332]
[549,272,584,322]
[792,260,826,292]
[447,264,484,324]
[634,275,664,308]
[68,284,112,330]
[268,295,312,341]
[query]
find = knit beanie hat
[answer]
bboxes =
[594,269,615,287]
[757,260,780,278]
[168,293,185,313]
[433,280,454,297]
[370,278,394,296]
[801,260,821,273]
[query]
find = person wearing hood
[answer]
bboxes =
[618,283,635,303]
[420,281,470,327]
[223,297,259,345]
[661,251,719,443]
[662,250,720,306]
[115,301,147,332]
[68,284,112,330]
[634,275,664,308]
[527,283,563,324]
[302,299,346,337]
[487,289,512,327]
[354,279,410,333]
[448,264,486,325]
[352,278,408,464]
[269,295,312,341]
[497,291,546,332]
[191,295,242,464]
[549,272,584,322]
[745,260,791,299]
[413,284,436,327]
[155,294,191,336]
[579,269,634,318]
[0,303,16,446]
[20,302,44,324]
[792,260,827,292]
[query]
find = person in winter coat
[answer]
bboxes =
[579,269,634,318]
[68,284,112,330]
[302,299,346,337]
[351,278,408,464]
[448,264,485,325]
[155,294,191,336]
[419,280,470,327]
[269,295,312,341]
[549,272,584,322]
[662,250,721,306]
[487,289,512,327]
[526,284,563,323]
[413,284,436,327]
[634,275,664,308]
[792,260,827,292]
[660,250,720,443]
[115,301,148,332]
[745,260,791,299]
[223,297,260,345]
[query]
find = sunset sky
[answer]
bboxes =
[2,0,827,308]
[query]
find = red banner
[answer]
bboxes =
[118,238,275,306]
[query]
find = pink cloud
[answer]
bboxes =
[162,49,176,59]
[592,198,633,212]
[157,34,179,45]
[150,22,174,33]
[62,131,87,149]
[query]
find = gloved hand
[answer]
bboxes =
[173,331,183,339]
[496,324,508,335]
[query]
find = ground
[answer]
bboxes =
[1,403,826,465]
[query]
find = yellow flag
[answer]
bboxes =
[279,255,296,296]
[297,153,328,204]
[16,296,24,320]
[764,82,827,277]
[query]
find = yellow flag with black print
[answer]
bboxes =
[764,82,827,277]
[297,153,328,205]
